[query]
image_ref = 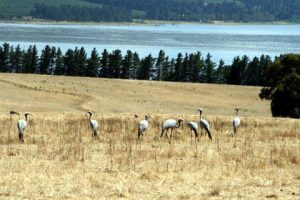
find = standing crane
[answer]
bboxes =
[161,118,183,142]
[85,111,99,138]
[197,108,212,140]
[137,114,150,140]
[10,111,32,143]
[233,107,241,135]
[187,121,199,142]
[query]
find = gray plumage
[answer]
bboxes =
[137,115,149,139]
[198,108,212,140]
[10,111,32,143]
[187,121,199,141]
[233,107,241,134]
[161,118,183,141]
[86,111,99,138]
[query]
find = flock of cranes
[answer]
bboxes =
[9,107,241,143]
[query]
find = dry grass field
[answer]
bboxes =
[0,73,299,199]
[0,73,270,116]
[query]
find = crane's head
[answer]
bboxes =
[10,111,20,116]
[24,112,32,117]
[134,114,139,118]
[197,108,203,113]
[85,111,92,117]
[145,114,150,120]
[235,107,239,111]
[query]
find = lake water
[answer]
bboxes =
[0,23,300,64]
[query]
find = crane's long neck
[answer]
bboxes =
[235,110,239,117]
[199,112,202,120]
[25,115,28,121]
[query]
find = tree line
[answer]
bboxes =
[0,43,273,86]
[28,0,300,23]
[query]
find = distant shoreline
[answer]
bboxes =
[0,19,297,26]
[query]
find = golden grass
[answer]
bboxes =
[0,73,299,199]
[0,113,299,199]
[0,73,270,116]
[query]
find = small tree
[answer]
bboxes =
[99,49,110,78]
[109,49,122,78]
[161,56,170,81]
[174,53,183,82]
[138,54,154,80]
[259,54,300,118]
[155,50,165,81]
[54,48,64,75]
[31,45,38,73]
[131,52,140,79]
[121,50,133,79]
[78,47,87,76]
[0,43,10,72]
[12,45,23,73]
[86,48,99,77]
[204,53,216,83]
[64,49,75,76]
[39,45,52,74]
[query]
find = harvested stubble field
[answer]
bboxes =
[0,73,299,199]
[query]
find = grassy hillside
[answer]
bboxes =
[0,0,100,18]
[0,73,270,117]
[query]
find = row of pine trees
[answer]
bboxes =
[0,43,272,86]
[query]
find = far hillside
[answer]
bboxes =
[0,0,299,22]
[0,0,101,18]
[0,73,270,117]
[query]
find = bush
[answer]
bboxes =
[259,54,300,118]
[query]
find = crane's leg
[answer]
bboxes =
[165,129,169,139]
[19,131,24,143]
[138,129,141,140]
[190,129,192,144]
[169,128,174,143]
[142,131,145,140]
[160,129,164,138]
[93,130,98,139]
